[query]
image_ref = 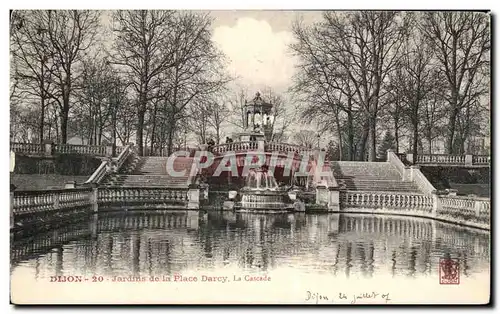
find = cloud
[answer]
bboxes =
[212,17,296,92]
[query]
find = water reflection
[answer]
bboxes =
[11,211,490,280]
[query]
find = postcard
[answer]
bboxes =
[9,9,491,305]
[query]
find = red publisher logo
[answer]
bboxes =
[439,258,460,284]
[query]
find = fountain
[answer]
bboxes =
[231,167,295,212]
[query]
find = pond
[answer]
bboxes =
[10,210,491,304]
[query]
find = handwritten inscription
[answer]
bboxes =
[305,290,391,304]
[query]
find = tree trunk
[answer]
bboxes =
[347,111,354,161]
[136,109,145,156]
[394,120,399,153]
[359,120,369,161]
[412,120,419,159]
[39,98,45,144]
[335,112,343,161]
[167,115,176,156]
[60,110,68,144]
[150,102,158,155]
[368,115,376,161]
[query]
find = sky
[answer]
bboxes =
[209,10,323,94]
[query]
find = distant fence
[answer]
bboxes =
[405,153,490,167]
[10,142,124,157]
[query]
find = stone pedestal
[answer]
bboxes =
[406,153,414,164]
[431,191,441,216]
[465,154,473,166]
[328,187,340,211]
[43,140,54,156]
[105,145,113,157]
[257,140,265,151]
[187,188,200,209]
[316,185,329,206]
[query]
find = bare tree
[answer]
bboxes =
[291,12,405,161]
[41,10,101,143]
[10,10,58,143]
[111,10,178,155]
[395,18,436,158]
[420,12,490,154]
[292,130,318,148]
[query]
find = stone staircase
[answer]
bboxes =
[102,156,196,188]
[330,161,421,193]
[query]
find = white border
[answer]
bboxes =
[1,1,497,313]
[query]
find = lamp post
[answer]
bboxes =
[317,133,321,149]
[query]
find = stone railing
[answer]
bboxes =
[341,191,434,211]
[10,142,44,155]
[387,150,436,194]
[387,150,407,178]
[437,195,490,226]
[10,141,124,157]
[84,143,134,185]
[407,153,490,167]
[54,144,109,156]
[265,142,315,156]
[97,187,189,206]
[339,190,490,230]
[411,166,437,194]
[211,141,259,154]
[472,155,490,165]
[12,188,94,216]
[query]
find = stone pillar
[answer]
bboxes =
[474,198,481,217]
[91,188,99,213]
[105,145,113,157]
[10,192,14,229]
[465,154,473,166]
[187,186,200,209]
[328,187,340,212]
[316,185,329,206]
[406,153,414,164]
[257,139,265,151]
[431,191,441,216]
[43,140,54,156]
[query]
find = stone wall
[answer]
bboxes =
[13,153,102,175]
[10,174,90,190]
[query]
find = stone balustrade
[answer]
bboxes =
[10,142,44,155]
[84,143,134,185]
[12,188,94,215]
[338,190,489,229]
[472,155,490,165]
[211,141,259,154]
[406,153,490,167]
[437,195,490,225]
[97,187,189,205]
[10,141,124,157]
[54,144,110,156]
[265,142,316,156]
[341,191,434,211]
